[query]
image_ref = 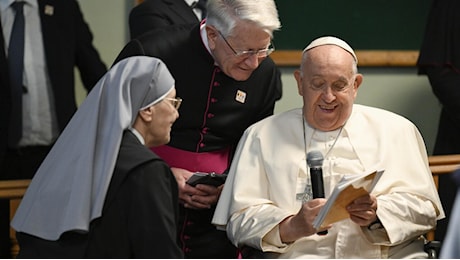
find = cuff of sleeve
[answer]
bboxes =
[362,217,391,245]
[368,217,383,230]
[261,225,292,253]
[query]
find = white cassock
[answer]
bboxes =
[212,104,444,258]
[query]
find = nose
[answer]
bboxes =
[174,108,179,119]
[244,54,260,69]
[321,86,336,102]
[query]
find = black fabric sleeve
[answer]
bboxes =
[127,161,183,258]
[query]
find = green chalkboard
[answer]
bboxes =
[273,0,432,50]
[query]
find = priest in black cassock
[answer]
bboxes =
[113,0,282,257]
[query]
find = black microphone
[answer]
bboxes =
[306,150,328,235]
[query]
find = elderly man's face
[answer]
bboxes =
[207,22,272,81]
[294,45,362,131]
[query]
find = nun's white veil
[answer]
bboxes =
[11,56,175,240]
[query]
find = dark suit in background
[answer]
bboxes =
[417,0,460,244]
[129,0,202,39]
[0,0,107,257]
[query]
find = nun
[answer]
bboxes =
[11,56,184,258]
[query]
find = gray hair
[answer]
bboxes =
[206,0,281,38]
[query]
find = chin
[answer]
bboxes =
[229,70,252,81]
[233,75,251,81]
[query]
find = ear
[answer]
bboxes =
[352,74,363,99]
[206,25,219,50]
[138,106,154,123]
[294,69,304,96]
[354,74,363,89]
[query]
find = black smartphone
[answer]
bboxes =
[186,172,228,187]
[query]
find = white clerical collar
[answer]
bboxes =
[200,21,217,64]
[129,127,145,145]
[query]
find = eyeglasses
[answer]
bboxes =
[217,31,274,59]
[165,97,182,110]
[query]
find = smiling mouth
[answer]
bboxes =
[319,105,336,112]
[238,66,253,72]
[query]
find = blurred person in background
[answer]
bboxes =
[129,0,206,39]
[417,0,460,244]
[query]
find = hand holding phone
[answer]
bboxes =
[186,172,228,187]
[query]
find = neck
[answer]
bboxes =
[302,116,344,159]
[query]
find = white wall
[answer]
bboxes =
[76,0,441,155]
[74,0,133,104]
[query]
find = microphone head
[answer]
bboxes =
[307,150,324,167]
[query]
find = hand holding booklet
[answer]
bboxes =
[312,168,385,229]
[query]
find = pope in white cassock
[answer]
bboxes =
[212,36,444,258]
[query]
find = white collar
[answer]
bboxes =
[0,0,37,11]
[129,127,145,145]
[184,0,196,7]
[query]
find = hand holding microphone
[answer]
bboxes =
[307,150,328,235]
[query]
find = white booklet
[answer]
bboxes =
[312,168,385,229]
